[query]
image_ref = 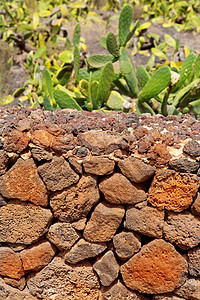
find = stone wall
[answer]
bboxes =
[0,107,199,300]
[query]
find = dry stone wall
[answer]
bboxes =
[0,107,200,300]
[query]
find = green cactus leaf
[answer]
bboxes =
[43,95,54,111]
[91,81,99,110]
[136,65,150,90]
[54,89,82,110]
[74,44,80,83]
[107,91,124,110]
[73,23,81,46]
[99,36,107,49]
[138,66,171,103]
[125,20,140,45]
[120,61,132,75]
[193,53,200,80]
[175,53,196,90]
[120,47,138,97]
[41,68,54,100]
[167,105,181,116]
[119,5,133,47]
[173,78,200,107]
[87,54,115,68]
[106,32,120,58]
[56,65,73,86]
[79,68,102,81]
[138,101,155,115]
[80,79,89,97]
[189,98,200,107]
[97,62,114,108]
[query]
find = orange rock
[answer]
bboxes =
[0,247,24,279]
[148,169,198,212]
[120,239,187,294]
[3,130,30,154]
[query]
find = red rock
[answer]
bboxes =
[148,169,198,212]
[0,247,24,279]
[191,192,200,216]
[120,239,187,294]
[83,157,115,175]
[99,173,146,205]
[0,158,48,206]
[3,130,30,153]
[147,143,172,167]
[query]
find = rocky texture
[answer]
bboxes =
[99,173,146,204]
[0,158,48,206]
[83,157,115,175]
[121,239,187,294]
[188,246,200,276]
[31,147,53,161]
[174,278,200,300]
[191,192,200,216]
[169,157,199,173]
[0,150,9,175]
[0,200,53,245]
[47,222,80,250]
[0,278,37,300]
[93,251,119,286]
[38,156,79,192]
[148,169,199,212]
[20,240,57,272]
[118,157,156,183]
[64,239,107,264]
[183,140,200,158]
[164,211,200,249]
[27,256,100,299]
[83,201,125,242]
[124,206,165,238]
[113,231,141,260]
[3,130,30,154]
[3,277,26,291]
[50,174,100,222]
[0,247,24,279]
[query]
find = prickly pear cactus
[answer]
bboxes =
[97,62,114,109]
[73,23,81,46]
[80,79,89,97]
[74,45,80,83]
[136,65,150,90]
[175,53,196,91]
[138,66,171,103]
[119,4,133,47]
[87,54,114,68]
[106,32,120,58]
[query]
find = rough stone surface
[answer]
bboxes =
[183,140,200,158]
[0,200,53,245]
[164,211,200,249]
[0,158,48,206]
[3,277,26,291]
[0,247,24,279]
[72,218,87,231]
[20,240,57,272]
[47,222,80,250]
[188,246,200,276]
[99,173,146,204]
[0,278,37,300]
[83,157,115,175]
[68,157,83,174]
[124,206,165,238]
[174,278,200,300]
[93,251,119,286]
[191,193,200,216]
[120,239,187,294]
[118,157,156,183]
[148,169,199,212]
[27,256,100,299]
[153,294,185,300]
[38,156,79,192]
[50,174,100,222]
[0,150,9,175]
[169,157,199,173]
[3,130,30,154]
[113,231,141,260]
[31,147,53,161]
[64,239,107,264]
[84,201,125,242]
[100,280,147,300]
[0,195,7,207]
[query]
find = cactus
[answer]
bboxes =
[136,65,150,90]
[193,53,200,80]
[74,44,80,83]
[87,54,115,68]
[80,79,89,97]
[97,62,114,109]
[53,89,82,110]
[106,32,120,58]
[73,23,81,46]
[41,68,54,100]
[119,4,133,47]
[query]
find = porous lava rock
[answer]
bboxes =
[83,201,125,242]
[120,239,187,294]
[148,169,199,212]
[0,158,48,206]
[50,174,99,222]
[0,247,24,279]
[0,278,37,300]
[191,192,200,216]
[83,157,115,175]
[99,173,146,204]
[118,157,156,183]
[0,200,53,245]
[0,150,9,175]
[113,231,141,260]
[183,140,200,158]
[27,256,100,299]
[3,129,30,153]
[188,246,200,276]
[169,157,199,173]
[174,278,200,300]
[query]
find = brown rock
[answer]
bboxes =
[38,156,79,192]
[99,173,146,205]
[100,280,147,300]
[148,169,199,212]
[164,211,200,249]
[0,247,24,279]
[147,143,172,167]
[118,157,156,183]
[120,239,187,294]
[47,222,80,250]
[0,150,9,175]
[0,158,48,206]
[31,147,53,161]
[153,294,185,300]
[78,130,129,154]
[124,206,164,238]
[113,231,141,260]
[188,246,200,276]
[83,157,115,175]
[0,200,53,245]
[183,140,200,158]
[50,174,99,222]
[27,256,100,299]
[31,129,54,149]
[3,277,26,291]
[64,239,107,264]
[20,240,57,272]
[174,278,200,300]
[0,278,37,300]
[3,130,30,154]
[169,157,199,173]
[72,218,87,231]
[93,251,119,286]
[191,193,200,216]
[68,157,83,174]
[83,201,125,242]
